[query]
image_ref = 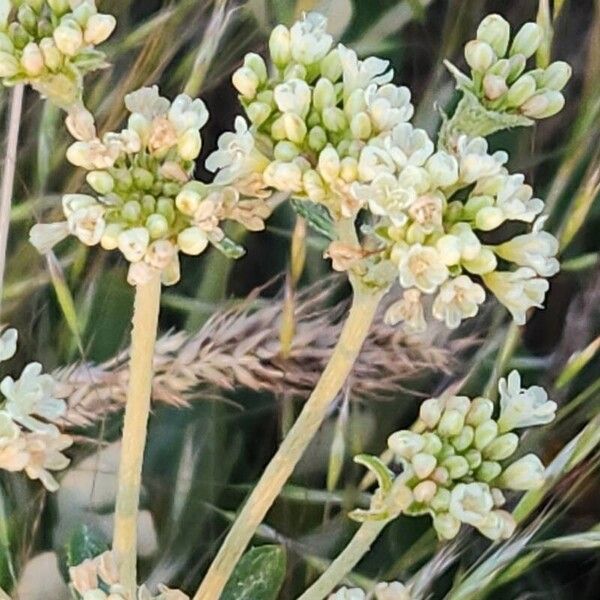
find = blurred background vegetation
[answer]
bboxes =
[1,0,599,598]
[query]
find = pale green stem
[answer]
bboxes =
[113,271,162,596]
[297,519,389,600]
[0,84,24,311]
[193,287,383,600]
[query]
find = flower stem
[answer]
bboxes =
[193,288,382,600]
[113,270,162,596]
[297,519,389,600]
[0,84,24,309]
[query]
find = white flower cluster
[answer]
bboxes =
[446,14,571,120]
[381,370,556,541]
[0,327,72,491]
[212,13,559,329]
[69,550,188,600]
[30,86,272,286]
[0,0,116,107]
[329,581,411,600]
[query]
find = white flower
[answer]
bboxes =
[388,430,425,459]
[375,581,411,600]
[407,193,444,234]
[426,151,459,188]
[290,12,333,64]
[274,79,312,117]
[66,139,121,170]
[384,123,434,169]
[328,587,366,600]
[205,117,269,184]
[499,454,546,490]
[23,432,73,492]
[365,84,413,131]
[1,362,65,434]
[68,204,106,246]
[494,218,559,276]
[357,145,395,182]
[449,482,494,527]
[0,412,28,473]
[476,509,516,540]
[456,136,508,183]
[125,86,170,120]
[29,222,71,254]
[263,160,303,193]
[338,44,393,97]
[396,244,449,294]
[168,94,209,134]
[352,173,415,227]
[84,13,117,45]
[66,106,97,141]
[497,370,557,432]
[384,289,427,332]
[482,267,549,325]
[0,328,18,362]
[118,228,150,262]
[432,276,486,329]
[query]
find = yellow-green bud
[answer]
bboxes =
[244,52,267,83]
[178,128,202,160]
[0,33,13,53]
[157,198,175,223]
[9,23,31,50]
[122,200,142,223]
[345,88,366,117]
[350,112,372,139]
[464,448,482,469]
[499,454,545,490]
[146,213,169,239]
[388,430,425,459]
[477,14,510,57]
[541,61,572,91]
[413,480,437,503]
[474,420,499,451]
[464,40,495,73]
[510,22,542,59]
[72,2,97,26]
[246,101,271,126]
[53,21,83,56]
[282,112,307,144]
[48,0,70,16]
[39,37,62,71]
[483,433,519,461]
[421,432,443,456]
[141,195,156,214]
[419,398,443,428]
[339,157,358,183]
[412,452,437,479]
[477,460,502,482]
[132,167,153,191]
[317,145,340,183]
[450,425,474,452]
[17,5,37,34]
[322,106,347,133]
[320,49,342,81]
[86,171,114,194]
[274,140,300,162]
[284,63,306,81]
[442,455,470,479]
[232,66,259,99]
[101,223,123,250]
[175,189,200,216]
[506,74,536,107]
[475,205,504,231]
[178,226,208,255]
[466,397,494,427]
[20,41,44,75]
[521,90,565,118]
[488,58,510,78]
[483,73,507,100]
[430,488,451,512]
[313,77,336,111]
[0,51,20,77]
[507,53,526,82]
[84,13,117,45]
[269,24,291,68]
[437,409,464,437]
[308,126,328,152]
[433,513,461,540]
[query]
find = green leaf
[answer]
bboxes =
[212,235,246,260]
[290,199,334,240]
[58,524,109,581]
[221,545,286,600]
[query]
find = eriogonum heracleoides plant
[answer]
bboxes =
[0,0,116,107]
[0,327,72,491]
[298,371,557,599]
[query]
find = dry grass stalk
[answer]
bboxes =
[56,278,475,428]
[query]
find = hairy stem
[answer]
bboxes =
[0,84,24,309]
[193,288,382,600]
[297,519,388,600]
[113,271,162,596]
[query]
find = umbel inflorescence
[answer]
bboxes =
[0,327,72,491]
[209,12,562,331]
[30,86,273,285]
[355,371,556,541]
[0,0,116,107]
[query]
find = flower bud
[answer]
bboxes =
[464,448,482,469]
[521,90,565,118]
[437,409,464,437]
[118,227,149,262]
[100,223,122,250]
[433,513,461,540]
[72,2,97,27]
[20,41,44,76]
[244,52,267,83]
[86,170,114,194]
[157,198,176,223]
[506,74,536,107]
[541,61,572,91]
[464,40,495,72]
[302,169,326,202]
[84,13,117,45]
[419,398,443,428]
[122,200,142,223]
[17,5,37,34]
[450,425,474,452]
[48,0,70,16]
[483,73,507,100]
[178,226,208,255]
[269,24,291,68]
[499,454,545,490]
[274,140,300,162]
[145,213,169,239]
[442,455,470,479]
[308,126,327,152]
[53,21,83,56]
[430,488,451,512]
[317,145,340,183]
[262,160,303,193]
[483,433,519,461]
[246,101,271,126]
[510,22,542,59]
[474,205,504,231]
[313,77,336,111]
[232,66,259,99]
[320,49,342,81]
[39,37,62,71]
[174,189,200,216]
[283,63,307,81]
[477,14,510,57]
[9,23,30,50]
[178,128,202,160]
[413,480,437,503]
[412,453,437,479]
[507,53,526,81]
[322,106,347,132]
[282,112,307,144]
[62,193,96,216]
[0,51,20,77]
[350,112,372,140]
[477,460,502,482]
[474,419,498,450]
[339,157,358,183]
[388,430,425,459]
[421,432,443,456]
